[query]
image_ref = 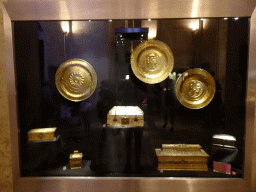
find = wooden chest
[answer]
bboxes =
[27,127,57,141]
[69,150,83,169]
[107,106,144,128]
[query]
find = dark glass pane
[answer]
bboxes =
[13,18,249,177]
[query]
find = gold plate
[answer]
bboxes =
[175,68,215,109]
[55,59,97,102]
[131,40,174,84]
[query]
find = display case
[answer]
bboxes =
[3,0,256,192]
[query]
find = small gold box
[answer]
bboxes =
[27,127,57,141]
[69,150,83,169]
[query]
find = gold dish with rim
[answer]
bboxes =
[55,59,97,102]
[175,68,215,109]
[131,40,174,84]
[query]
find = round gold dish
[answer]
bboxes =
[175,68,215,109]
[55,59,97,102]
[131,40,174,84]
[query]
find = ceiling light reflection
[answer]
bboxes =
[61,21,69,33]
[142,20,157,39]
[190,22,199,31]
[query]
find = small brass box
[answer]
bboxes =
[27,127,57,141]
[69,150,83,169]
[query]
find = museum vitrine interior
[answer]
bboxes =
[13,17,249,177]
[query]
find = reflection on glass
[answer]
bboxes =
[61,21,70,33]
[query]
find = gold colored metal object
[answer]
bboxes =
[69,150,83,169]
[27,127,57,141]
[55,59,97,102]
[107,106,144,128]
[175,68,215,109]
[162,144,202,151]
[121,117,130,125]
[156,147,209,171]
[130,40,174,84]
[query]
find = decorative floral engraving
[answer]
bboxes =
[69,72,85,88]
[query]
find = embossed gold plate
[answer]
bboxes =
[131,40,174,84]
[55,59,97,102]
[175,68,215,109]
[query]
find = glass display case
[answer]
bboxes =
[13,18,249,178]
[3,0,256,191]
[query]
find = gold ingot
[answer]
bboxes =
[131,40,174,84]
[175,68,215,109]
[55,59,97,102]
